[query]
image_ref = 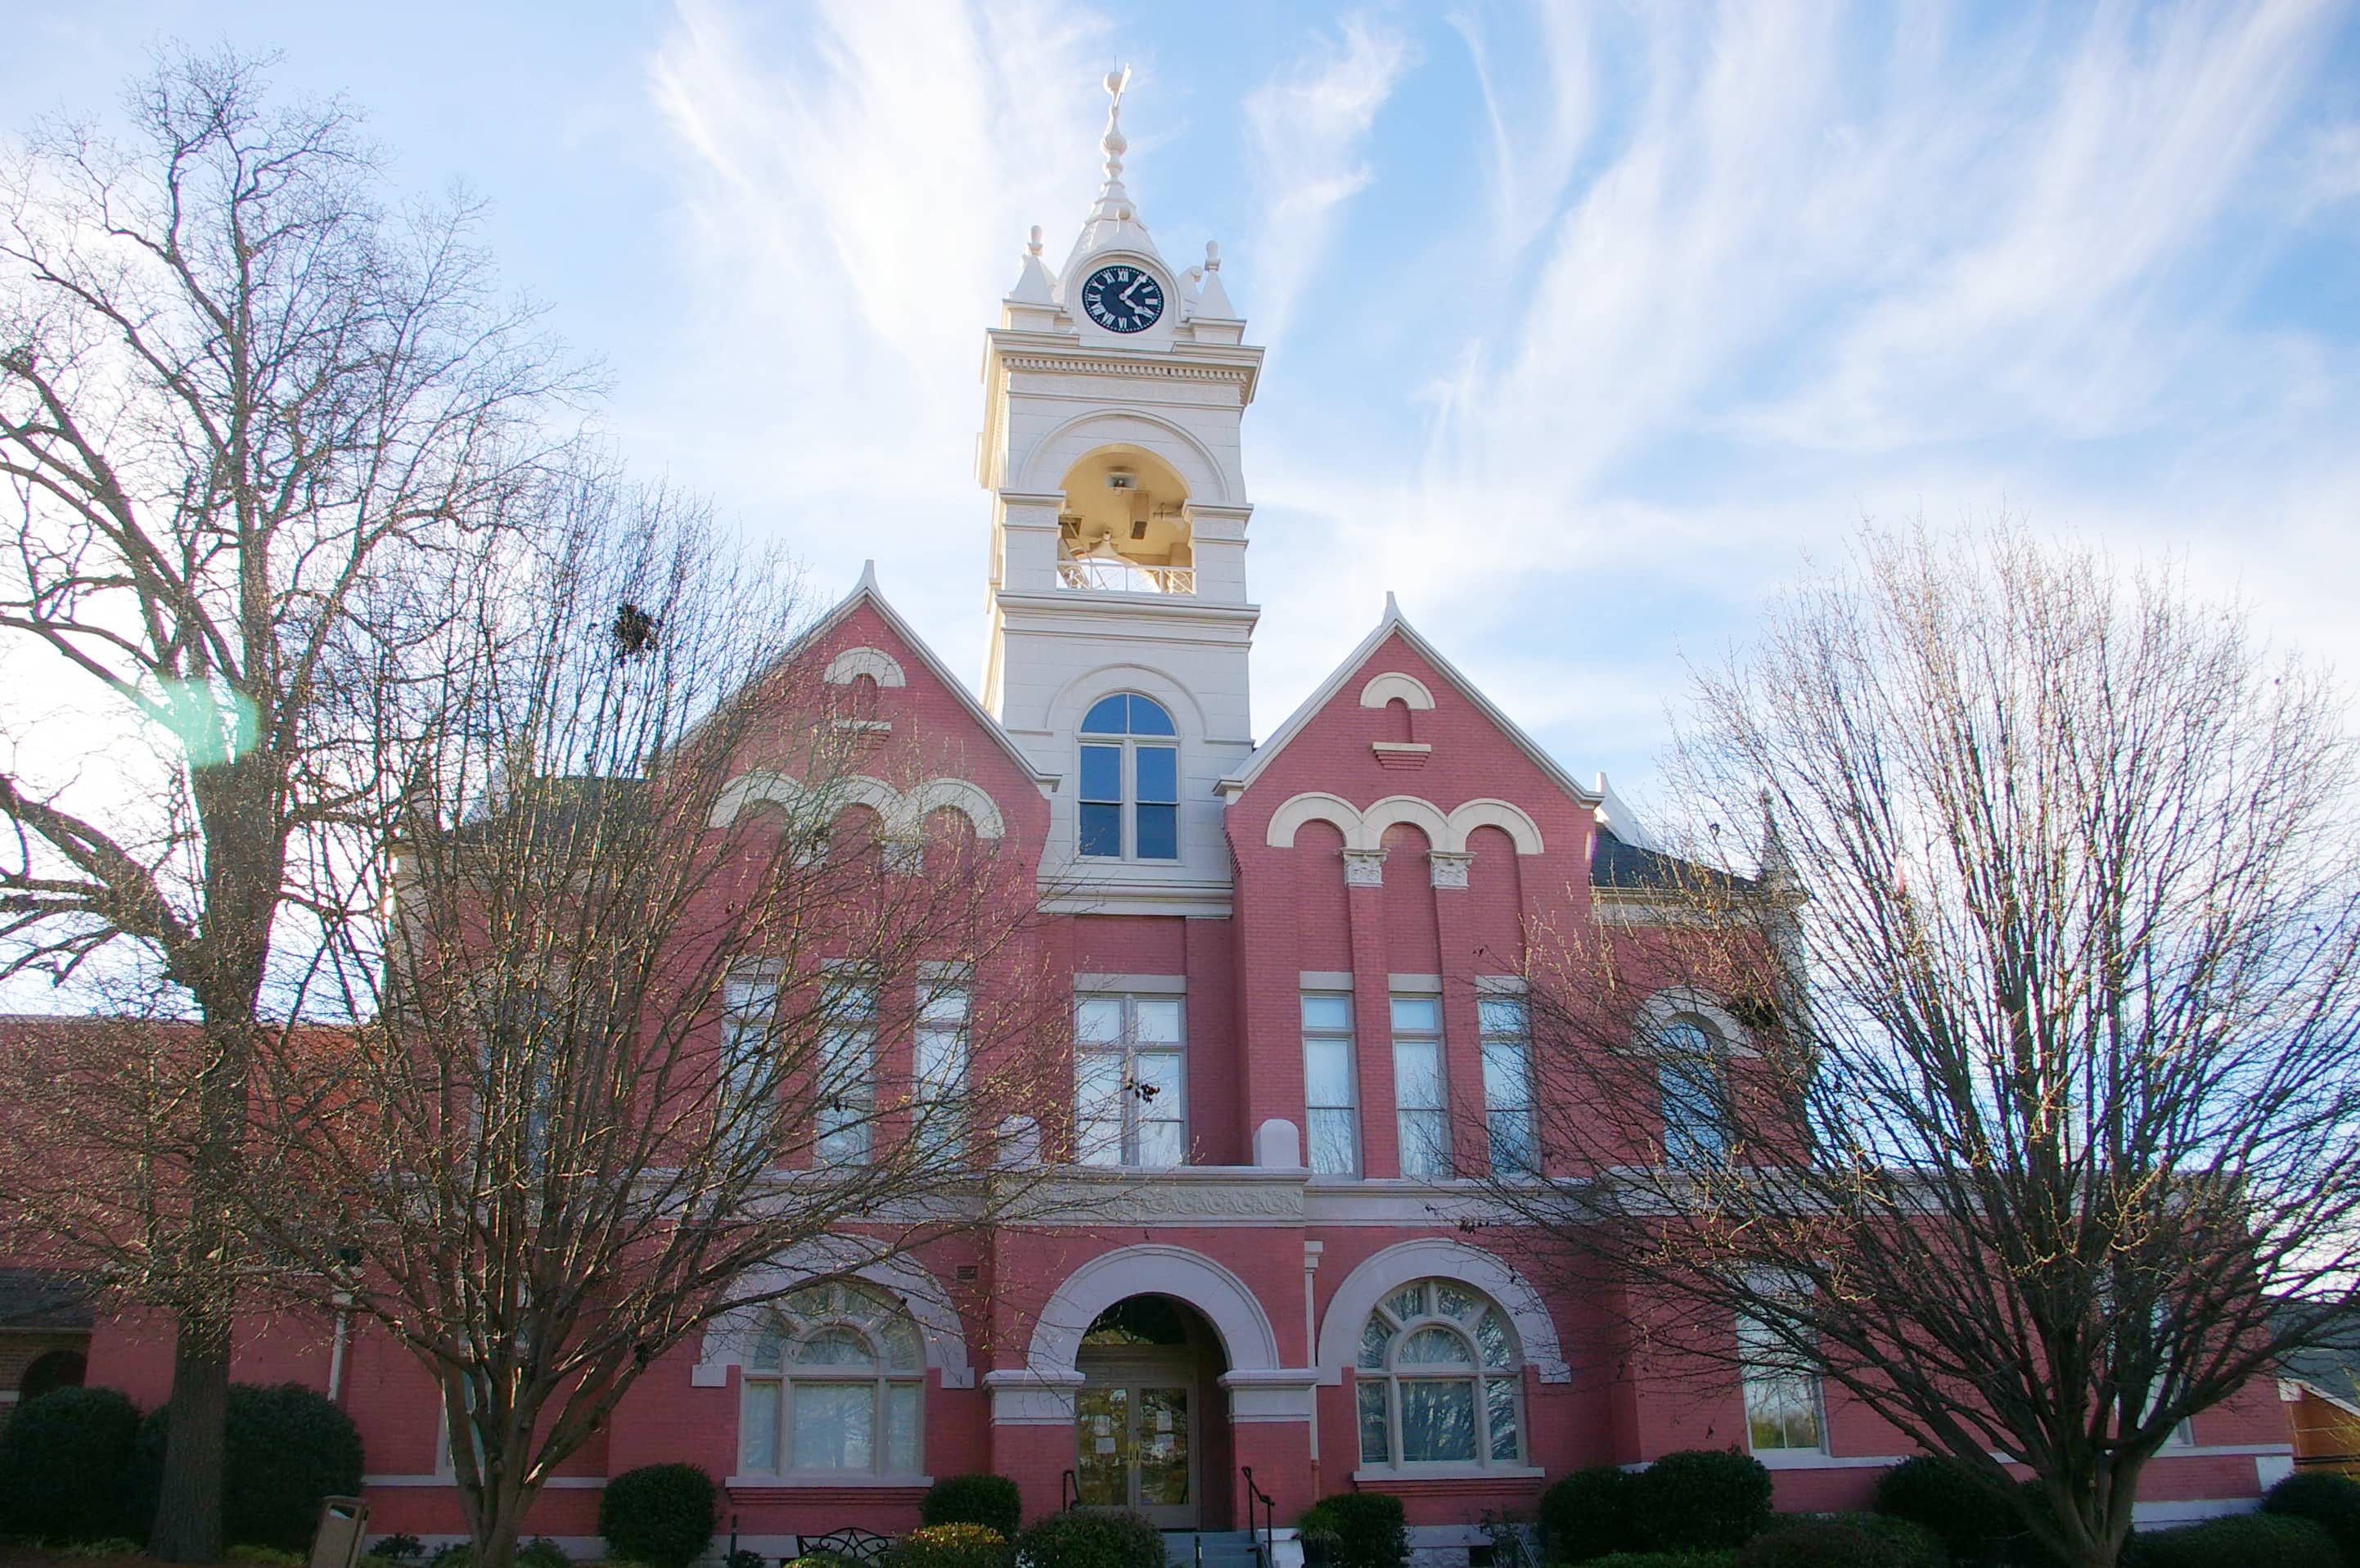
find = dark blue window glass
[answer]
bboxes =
[1126,696,1177,736]
[1079,744,1122,804]
[1136,804,1178,860]
[1082,696,1129,733]
[1134,746,1177,804]
[1080,803,1123,858]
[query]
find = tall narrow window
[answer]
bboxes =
[1480,994,1536,1177]
[1302,992,1359,1175]
[1074,992,1186,1166]
[912,976,971,1159]
[1738,1313,1825,1453]
[815,975,877,1165]
[1391,994,1448,1179]
[1077,694,1180,862]
[1655,1015,1728,1165]
[721,973,781,1160]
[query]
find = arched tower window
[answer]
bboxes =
[1353,1277,1525,1470]
[1654,1013,1730,1165]
[738,1280,925,1479]
[1079,694,1179,861]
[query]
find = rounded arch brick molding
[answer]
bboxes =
[1313,1237,1570,1384]
[985,1242,1315,1425]
[691,1241,975,1390]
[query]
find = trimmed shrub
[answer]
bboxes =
[1542,1465,1642,1562]
[1875,1454,2009,1561]
[516,1540,570,1568]
[727,1552,769,1568]
[890,1524,1007,1568]
[373,1534,427,1563]
[922,1476,1023,1539]
[1314,1491,1410,1568]
[426,1547,471,1568]
[1011,1508,1165,1568]
[1736,1515,1943,1568]
[129,1381,367,1551]
[599,1463,718,1568]
[2123,1513,2340,1568]
[2265,1471,2360,1566]
[1631,1450,1775,1552]
[0,1384,141,1541]
[1580,1553,1739,1568]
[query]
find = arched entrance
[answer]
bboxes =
[1074,1295,1228,1529]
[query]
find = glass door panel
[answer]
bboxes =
[1074,1386,1129,1506]
[1134,1385,1191,1510]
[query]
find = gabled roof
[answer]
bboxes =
[1218,593,1603,813]
[800,563,1053,789]
[0,1267,93,1330]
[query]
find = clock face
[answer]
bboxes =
[1080,264,1164,334]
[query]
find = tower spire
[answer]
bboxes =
[1063,65,1161,279]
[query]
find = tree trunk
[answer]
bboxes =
[475,1467,538,1568]
[147,1304,230,1562]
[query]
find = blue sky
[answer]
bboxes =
[9,1,2360,815]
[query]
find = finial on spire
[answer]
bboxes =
[1027,224,1043,257]
[1205,240,1221,272]
[1102,65,1131,178]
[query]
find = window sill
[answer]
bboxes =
[1351,1463,1545,1485]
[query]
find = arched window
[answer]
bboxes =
[1655,1013,1729,1165]
[1353,1277,1524,1469]
[738,1281,925,1478]
[1079,694,1179,861]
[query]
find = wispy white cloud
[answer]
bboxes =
[1241,15,1416,347]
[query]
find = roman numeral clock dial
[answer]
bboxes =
[1081,264,1164,333]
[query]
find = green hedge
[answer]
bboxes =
[1306,1492,1409,1568]
[598,1463,717,1568]
[0,1385,142,1541]
[886,1523,1006,1568]
[1579,1553,1738,1568]
[1010,1509,1164,1568]
[921,1476,1021,1539]
[130,1381,366,1551]
[1736,1515,1943,1568]
[1873,1454,2010,1560]
[2123,1513,2340,1568]
[1541,1465,1642,1562]
[2265,1472,2360,1567]
[1632,1451,1774,1552]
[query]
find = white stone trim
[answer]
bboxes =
[822,647,908,688]
[1638,987,1758,1057]
[1220,1367,1320,1422]
[1428,851,1472,889]
[1014,408,1236,506]
[1342,848,1387,886]
[695,1245,974,1390]
[1474,975,1528,995]
[1389,974,1443,993]
[1314,1237,1569,1384]
[1299,971,1354,989]
[984,1367,1087,1426]
[1358,672,1436,710]
[1025,1243,1282,1377]
[1263,791,1545,855]
[711,772,1004,842]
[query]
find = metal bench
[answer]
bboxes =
[793,1528,894,1563]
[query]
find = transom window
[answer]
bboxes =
[739,1281,924,1478]
[1079,694,1179,861]
[1355,1278,1524,1470]
[1075,992,1186,1167]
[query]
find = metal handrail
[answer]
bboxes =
[1241,1466,1276,1568]
[1062,1467,1079,1512]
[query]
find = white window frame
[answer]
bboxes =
[736,1282,926,1481]
[815,971,879,1166]
[1076,694,1181,863]
[1074,989,1187,1168]
[720,969,782,1162]
[1353,1277,1526,1472]
[1390,993,1449,1179]
[1302,990,1360,1175]
[1478,991,1535,1177]
[1654,1012,1731,1165]
[1738,1310,1828,1457]
[913,967,972,1160]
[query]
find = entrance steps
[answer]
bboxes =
[1162,1530,1275,1568]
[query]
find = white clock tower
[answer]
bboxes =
[979,71,1264,916]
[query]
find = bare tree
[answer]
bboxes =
[0,47,574,1558]
[1480,525,2360,1568]
[229,484,1071,1568]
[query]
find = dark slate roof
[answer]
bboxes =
[0,1268,94,1331]
[2281,1305,2360,1406]
[1589,827,1755,893]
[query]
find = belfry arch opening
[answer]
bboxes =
[1056,446,1194,594]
